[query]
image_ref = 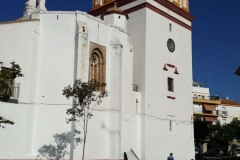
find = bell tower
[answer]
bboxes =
[89,0,194,160]
[92,0,114,10]
[169,0,189,12]
[23,0,47,16]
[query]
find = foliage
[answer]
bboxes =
[37,131,81,160]
[229,118,240,140]
[194,117,240,155]
[0,61,23,128]
[194,116,209,141]
[0,116,14,128]
[194,116,209,156]
[0,61,23,101]
[208,121,236,153]
[62,79,108,160]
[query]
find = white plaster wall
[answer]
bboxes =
[104,14,127,31]
[0,6,193,160]
[193,86,210,97]
[141,8,194,160]
[217,105,240,124]
[0,12,137,160]
[120,0,145,11]
[36,13,76,104]
[35,12,136,160]
[0,20,40,103]
[0,21,43,159]
[126,9,146,92]
[126,8,147,159]
[0,102,30,158]
[124,3,194,158]
[72,12,138,159]
[193,86,210,113]
[148,0,191,26]
[34,12,137,160]
[0,103,71,159]
[120,0,191,26]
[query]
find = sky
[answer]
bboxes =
[0,0,240,102]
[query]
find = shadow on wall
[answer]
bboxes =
[101,123,121,138]
[37,130,81,160]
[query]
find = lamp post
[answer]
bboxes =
[235,67,240,76]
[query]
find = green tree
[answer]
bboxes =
[62,79,108,160]
[194,116,209,157]
[0,116,14,129]
[208,121,236,154]
[0,61,23,101]
[0,61,23,128]
[229,118,240,140]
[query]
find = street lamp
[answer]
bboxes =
[235,66,240,76]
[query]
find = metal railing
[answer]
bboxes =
[194,108,203,113]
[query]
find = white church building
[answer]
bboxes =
[0,0,195,159]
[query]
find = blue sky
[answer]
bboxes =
[0,0,240,102]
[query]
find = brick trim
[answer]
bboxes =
[154,0,194,22]
[167,96,176,99]
[89,0,137,16]
[89,1,193,31]
[167,63,175,68]
[124,3,192,31]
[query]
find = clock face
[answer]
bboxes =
[167,38,175,52]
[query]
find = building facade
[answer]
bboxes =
[193,84,240,125]
[193,84,240,153]
[0,0,195,159]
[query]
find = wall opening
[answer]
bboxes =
[168,77,174,92]
[89,43,106,91]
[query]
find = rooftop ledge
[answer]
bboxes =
[193,98,221,105]
[193,113,219,117]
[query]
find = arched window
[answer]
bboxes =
[89,48,106,90]
[169,23,172,32]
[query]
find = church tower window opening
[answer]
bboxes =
[169,23,172,32]
[168,77,174,92]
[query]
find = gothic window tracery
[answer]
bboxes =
[89,47,106,90]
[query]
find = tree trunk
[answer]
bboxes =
[82,109,86,160]
[196,140,202,160]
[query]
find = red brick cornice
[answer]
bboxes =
[89,1,193,31]
[154,0,194,22]
[167,63,175,68]
[167,96,176,99]
[124,2,192,31]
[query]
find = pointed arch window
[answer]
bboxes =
[89,46,106,90]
